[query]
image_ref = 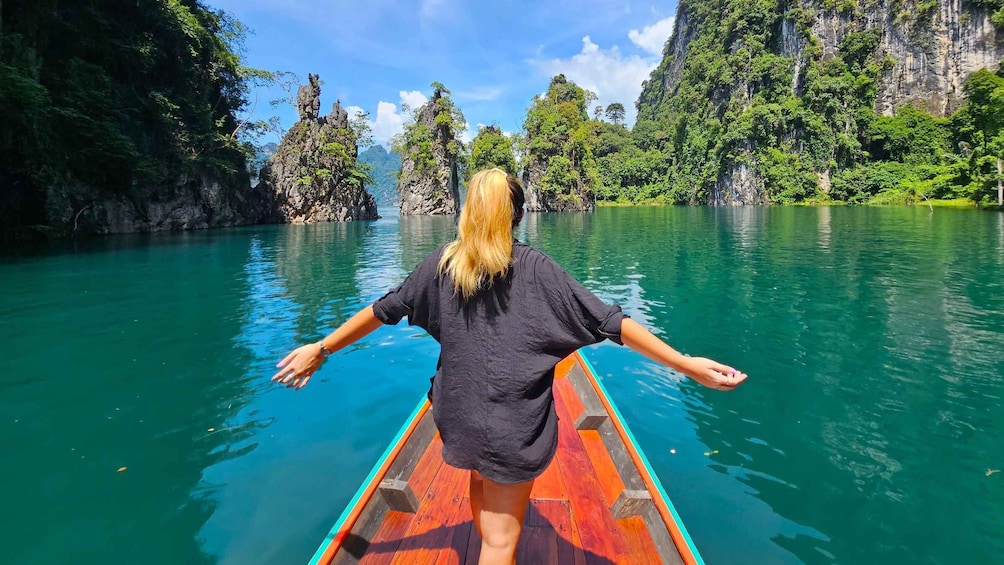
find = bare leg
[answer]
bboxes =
[470,470,484,538]
[477,474,535,565]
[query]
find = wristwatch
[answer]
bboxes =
[317,341,333,356]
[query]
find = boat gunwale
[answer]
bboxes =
[572,350,705,565]
[308,397,431,565]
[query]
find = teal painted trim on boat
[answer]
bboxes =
[578,353,706,565]
[308,397,428,565]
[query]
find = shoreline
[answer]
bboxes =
[596,198,1001,210]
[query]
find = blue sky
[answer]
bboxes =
[211,0,678,146]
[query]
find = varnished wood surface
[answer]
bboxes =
[329,356,685,565]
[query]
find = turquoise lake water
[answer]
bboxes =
[1,207,1002,564]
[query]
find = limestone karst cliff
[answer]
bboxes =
[394,85,465,216]
[41,171,271,235]
[637,0,1004,205]
[259,74,378,223]
[522,75,599,212]
[0,0,274,238]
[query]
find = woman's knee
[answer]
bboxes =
[481,526,521,551]
[477,476,533,545]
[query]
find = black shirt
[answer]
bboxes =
[372,242,627,483]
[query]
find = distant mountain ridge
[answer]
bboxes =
[359,145,402,207]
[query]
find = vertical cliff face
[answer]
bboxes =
[808,0,1004,116]
[637,0,1004,205]
[396,87,464,216]
[260,74,378,223]
[42,171,271,235]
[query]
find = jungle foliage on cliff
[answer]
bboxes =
[0,0,274,231]
[595,0,1004,206]
[468,125,517,176]
[521,75,602,207]
[391,83,467,175]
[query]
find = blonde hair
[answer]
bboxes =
[439,168,525,300]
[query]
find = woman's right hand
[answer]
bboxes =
[620,319,748,391]
[271,343,325,390]
[680,357,748,391]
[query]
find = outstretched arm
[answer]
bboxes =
[271,306,383,390]
[621,318,747,391]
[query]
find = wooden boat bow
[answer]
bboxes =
[310,352,705,565]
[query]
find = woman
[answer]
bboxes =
[272,169,747,565]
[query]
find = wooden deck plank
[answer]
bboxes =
[390,462,468,565]
[557,369,618,519]
[553,383,628,564]
[432,497,473,564]
[408,434,445,498]
[516,527,558,565]
[578,429,626,508]
[618,516,664,565]
[529,455,566,500]
[357,511,415,565]
[528,499,585,565]
[385,411,438,482]
[439,496,473,564]
[528,374,579,501]
[463,518,481,565]
[554,376,587,423]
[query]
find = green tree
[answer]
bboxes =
[960,70,1004,204]
[962,70,1004,154]
[605,103,626,125]
[866,104,950,165]
[468,125,517,175]
[349,109,374,148]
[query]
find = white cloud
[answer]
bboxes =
[400,90,428,113]
[530,35,659,125]
[628,16,675,56]
[345,104,366,121]
[371,102,406,145]
[349,91,430,147]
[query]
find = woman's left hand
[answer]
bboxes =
[272,344,325,390]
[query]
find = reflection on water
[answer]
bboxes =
[1,208,1003,564]
[818,206,831,251]
[397,214,458,268]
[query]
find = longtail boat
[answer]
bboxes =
[310,351,705,565]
